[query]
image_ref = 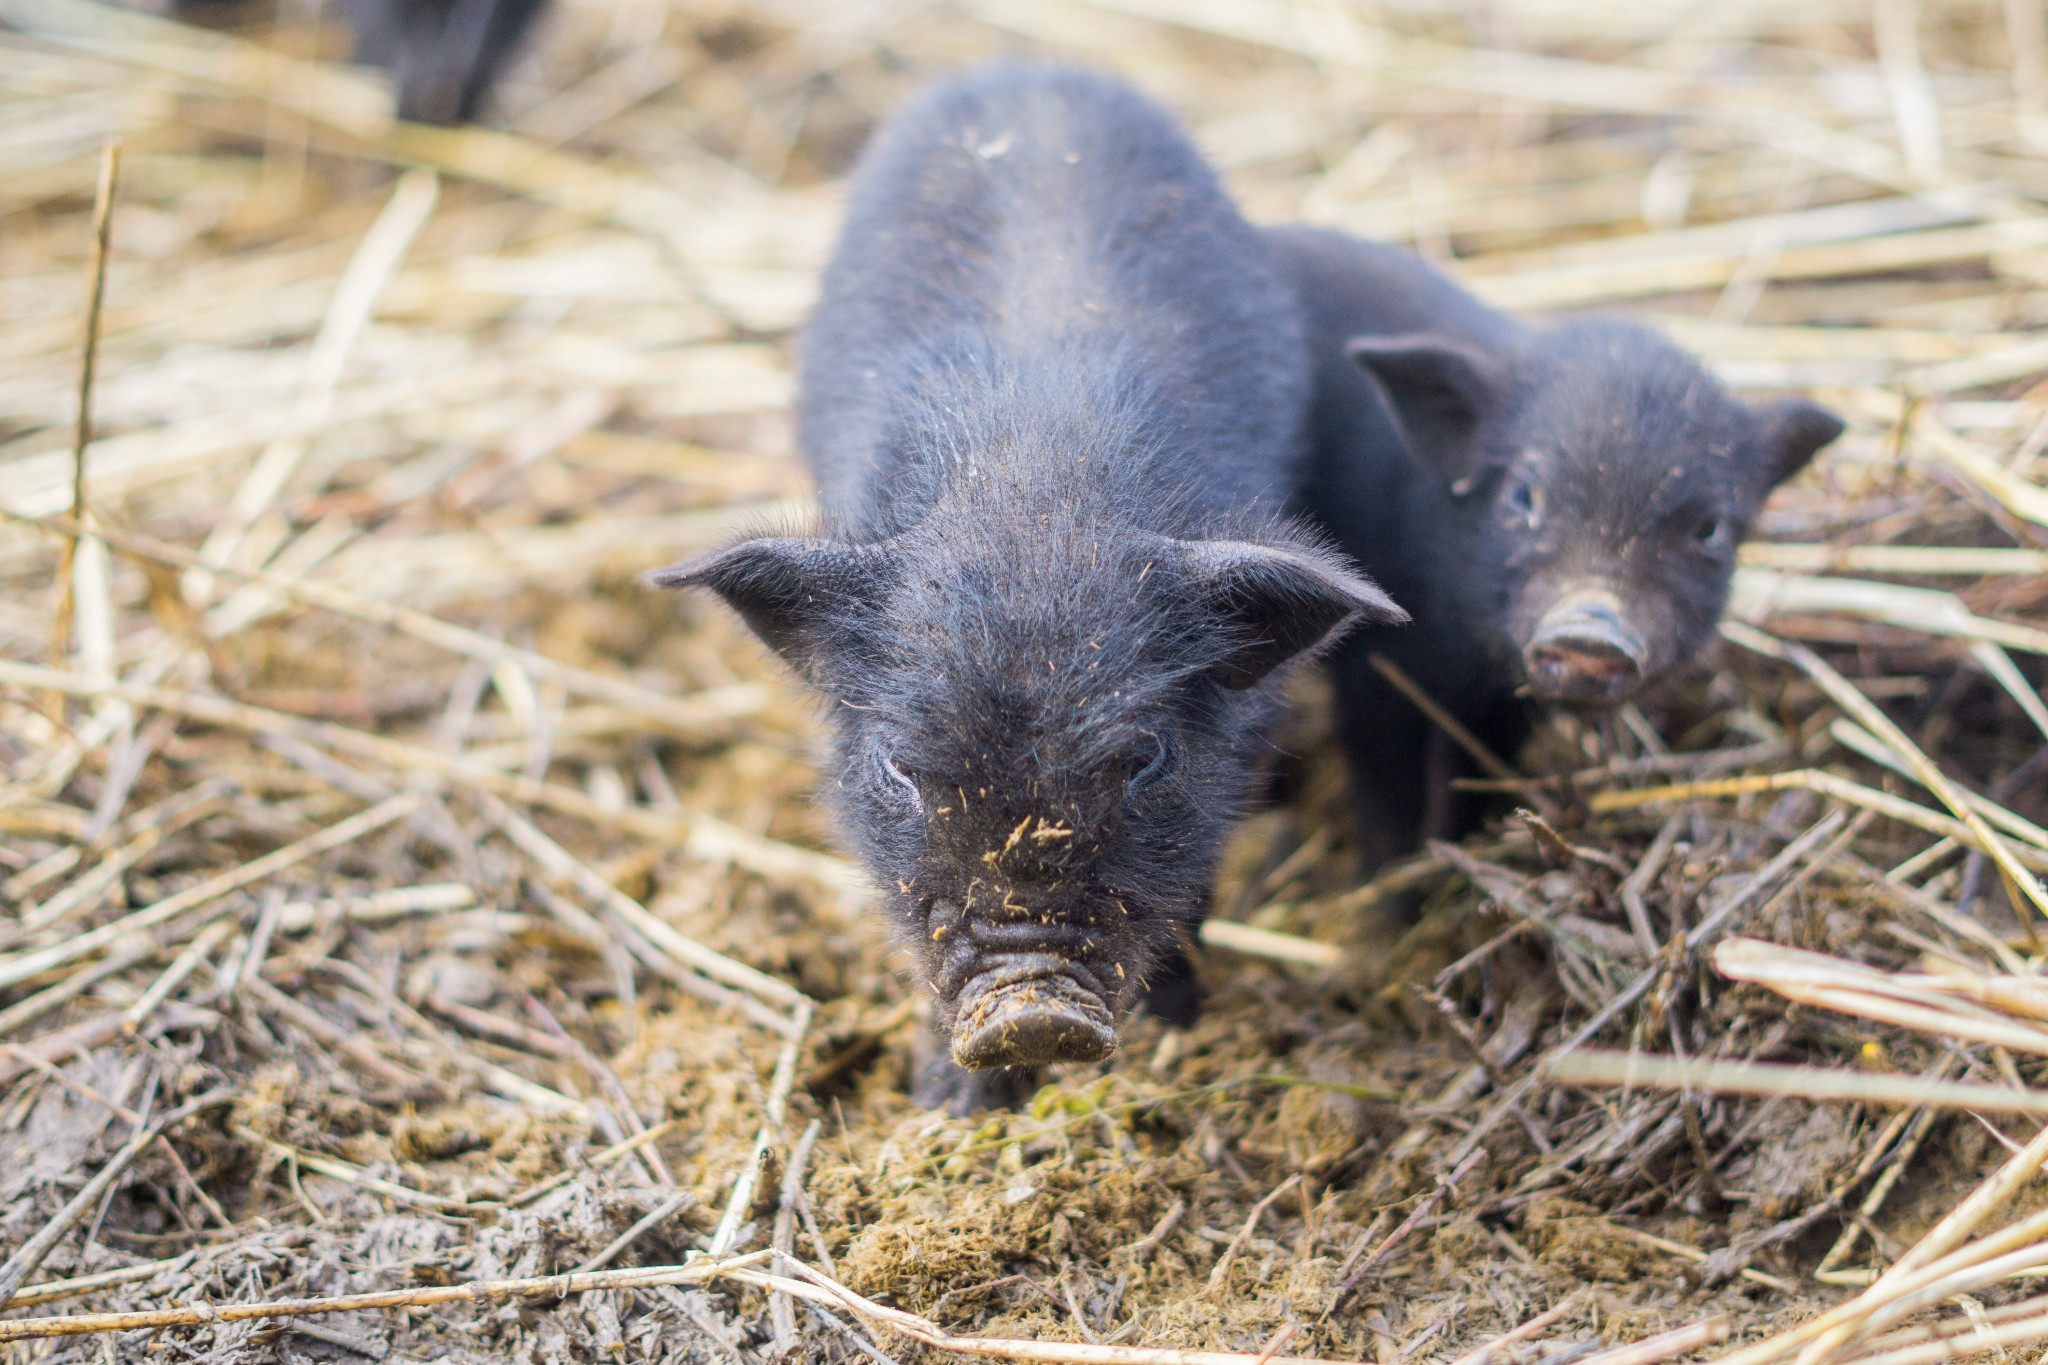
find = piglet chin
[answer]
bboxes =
[950,954,1118,1071]
[1523,587,1648,706]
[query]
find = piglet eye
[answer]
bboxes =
[1504,476,1540,522]
[883,754,923,809]
[1693,515,1729,548]
[1126,735,1173,795]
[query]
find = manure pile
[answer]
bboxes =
[5,1,2048,1362]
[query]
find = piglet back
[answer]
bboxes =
[797,63,1311,537]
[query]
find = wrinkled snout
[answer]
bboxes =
[950,954,1117,1070]
[1523,588,1647,705]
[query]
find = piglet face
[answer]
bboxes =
[1487,439,1732,706]
[1487,325,1843,706]
[1351,319,1842,709]
[651,511,1401,1070]
[832,651,1208,1073]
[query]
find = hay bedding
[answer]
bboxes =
[3,0,2048,1361]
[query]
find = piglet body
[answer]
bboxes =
[658,68,1400,1110]
[1268,226,1842,870]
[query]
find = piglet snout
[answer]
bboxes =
[950,954,1117,1070]
[1524,589,1646,704]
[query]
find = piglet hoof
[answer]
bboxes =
[950,963,1117,1071]
[1140,946,1204,1029]
[911,1054,1040,1115]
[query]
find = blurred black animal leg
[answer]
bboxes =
[1334,650,1431,877]
[345,0,550,125]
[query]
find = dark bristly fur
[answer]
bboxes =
[1270,225,1843,872]
[651,67,1402,1112]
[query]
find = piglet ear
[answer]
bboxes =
[645,538,890,670]
[1754,397,1844,486]
[1180,541,1408,690]
[1346,333,1505,493]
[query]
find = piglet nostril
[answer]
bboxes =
[1524,591,1647,704]
[1530,638,1640,685]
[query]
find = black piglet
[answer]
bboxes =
[653,66,1403,1113]
[1270,225,1842,872]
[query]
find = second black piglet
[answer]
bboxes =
[655,68,1401,1111]
[1270,226,1843,870]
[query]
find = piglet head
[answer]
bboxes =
[1350,320,1842,708]
[652,519,1402,1070]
